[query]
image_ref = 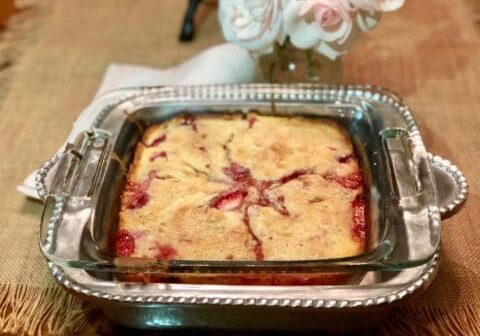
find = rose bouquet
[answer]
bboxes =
[219,0,404,82]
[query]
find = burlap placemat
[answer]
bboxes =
[0,0,43,108]
[0,1,478,335]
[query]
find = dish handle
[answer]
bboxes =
[35,129,112,260]
[429,153,468,218]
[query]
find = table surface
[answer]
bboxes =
[0,1,479,335]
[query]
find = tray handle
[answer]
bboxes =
[429,153,468,218]
[35,129,112,201]
[379,128,467,217]
[36,129,113,258]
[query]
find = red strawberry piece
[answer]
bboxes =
[155,244,177,260]
[116,229,135,256]
[242,208,265,261]
[324,171,362,189]
[254,243,265,260]
[337,153,356,163]
[223,162,252,182]
[277,169,312,184]
[256,181,273,206]
[126,190,149,209]
[257,190,271,207]
[352,192,367,241]
[150,151,167,162]
[124,171,158,209]
[144,134,166,147]
[211,189,248,211]
[247,117,257,129]
[124,181,149,209]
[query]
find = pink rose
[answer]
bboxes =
[299,0,348,27]
[283,0,353,59]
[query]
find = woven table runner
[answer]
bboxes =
[0,1,479,335]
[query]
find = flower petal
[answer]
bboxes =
[317,18,352,43]
[291,22,322,49]
[283,1,321,49]
[379,0,405,11]
[219,0,283,55]
[318,20,361,59]
[317,41,343,60]
[299,0,319,16]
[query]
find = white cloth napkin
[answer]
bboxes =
[17,43,256,200]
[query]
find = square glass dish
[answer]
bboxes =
[37,84,466,284]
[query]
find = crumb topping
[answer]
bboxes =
[117,113,367,261]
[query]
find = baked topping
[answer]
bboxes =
[117,113,367,261]
[207,162,314,259]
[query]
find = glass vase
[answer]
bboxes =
[257,40,343,84]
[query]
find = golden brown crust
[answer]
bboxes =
[117,272,355,286]
[116,113,366,261]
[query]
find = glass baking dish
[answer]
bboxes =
[37,84,447,282]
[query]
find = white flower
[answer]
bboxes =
[218,0,404,60]
[283,0,354,59]
[348,0,405,12]
[345,0,405,37]
[218,0,284,55]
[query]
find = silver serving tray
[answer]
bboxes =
[37,85,467,330]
